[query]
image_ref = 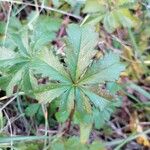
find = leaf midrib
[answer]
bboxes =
[73,28,82,82]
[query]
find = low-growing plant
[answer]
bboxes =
[0,14,125,143]
[83,0,139,33]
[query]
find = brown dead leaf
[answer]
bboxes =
[123,46,144,80]
[130,111,150,147]
[94,51,103,60]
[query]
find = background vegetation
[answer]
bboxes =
[0,0,150,150]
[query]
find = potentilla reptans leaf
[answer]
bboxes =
[0,47,16,60]
[33,83,70,103]
[83,0,139,33]
[21,68,38,95]
[79,52,125,85]
[67,88,75,113]
[31,48,71,83]
[31,15,61,50]
[10,33,29,57]
[81,88,109,111]
[6,66,25,95]
[65,24,99,81]
[0,47,30,69]
[0,16,126,140]
[80,122,92,144]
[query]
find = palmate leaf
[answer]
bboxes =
[6,66,24,95]
[65,24,99,81]
[0,60,36,96]
[83,0,106,13]
[83,0,139,32]
[75,88,92,114]
[93,99,120,129]
[10,33,29,57]
[81,88,109,111]
[21,68,38,95]
[116,8,138,28]
[103,11,120,33]
[76,87,116,129]
[0,47,16,60]
[0,47,37,96]
[79,52,125,85]
[31,15,61,50]
[0,19,125,144]
[103,9,139,32]
[31,48,71,83]
[0,47,24,70]
[33,83,70,103]
[1,17,28,52]
[0,47,31,95]
[32,25,124,133]
[80,123,92,144]
[0,15,68,95]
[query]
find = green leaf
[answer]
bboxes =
[15,142,40,150]
[0,76,12,90]
[0,47,35,96]
[106,82,122,94]
[80,123,92,144]
[59,89,72,111]
[116,8,139,28]
[103,8,138,33]
[65,137,87,150]
[51,140,65,150]
[0,18,125,133]
[33,83,69,103]
[6,66,24,95]
[25,103,41,117]
[0,47,16,60]
[0,58,23,69]
[81,88,109,111]
[93,100,120,129]
[83,0,106,13]
[65,24,98,81]
[103,11,120,33]
[31,48,71,83]
[0,56,29,69]
[8,17,22,33]
[66,88,75,113]
[0,45,29,75]
[79,52,125,85]
[34,15,61,32]
[90,141,105,150]
[31,15,61,50]
[55,110,69,123]
[59,88,75,114]
[10,33,29,57]
[75,88,92,113]
[21,68,38,95]
[82,15,103,26]
[83,0,139,32]
[32,32,56,51]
